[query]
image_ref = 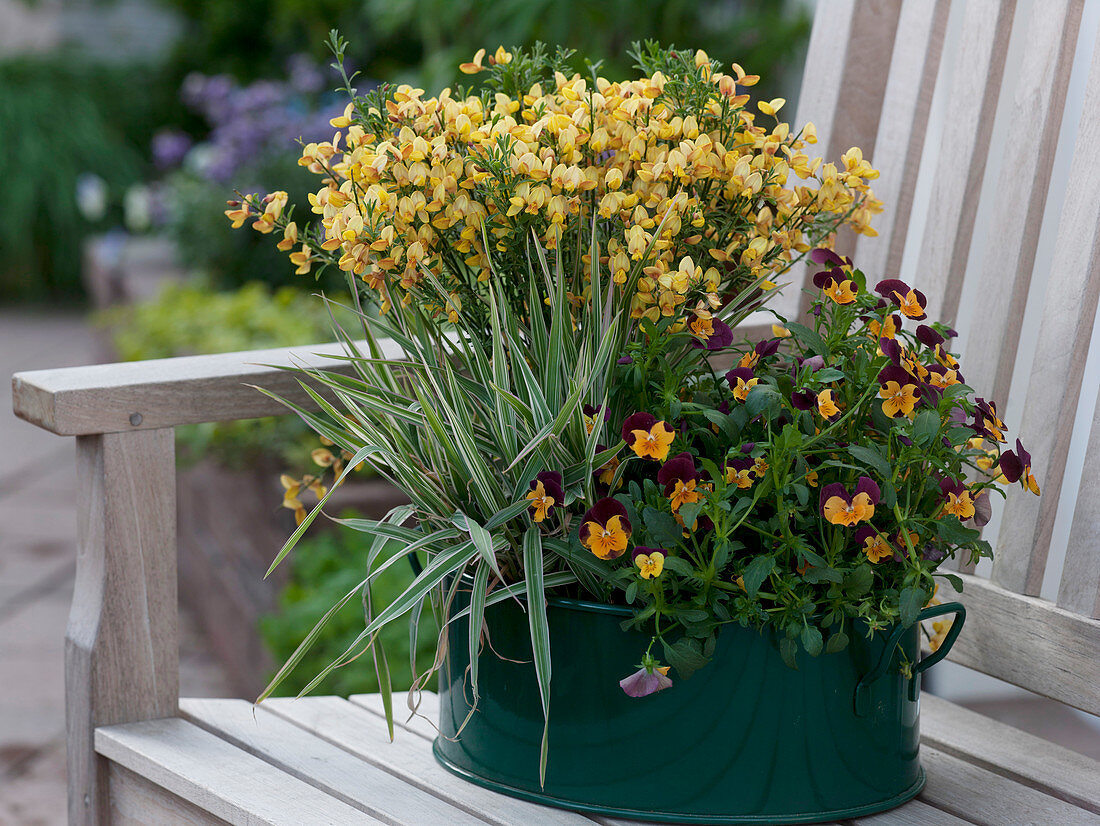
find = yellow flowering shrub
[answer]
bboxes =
[230,40,880,332]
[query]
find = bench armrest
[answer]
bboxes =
[12,338,385,436]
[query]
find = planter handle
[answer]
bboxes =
[854,601,966,716]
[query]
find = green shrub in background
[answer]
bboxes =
[99,279,350,469]
[0,56,178,303]
[259,525,439,697]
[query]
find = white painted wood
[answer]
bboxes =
[919,745,1100,825]
[943,573,1100,717]
[964,0,1083,405]
[109,763,229,826]
[11,337,387,436]
[996,19,1100,597]
[921,694,1100,813]
[180,697,487,825]
[778,0,902,322]
[1061,377,1100,617]
[853,0,951,279]
[915,0,1016,323]
[95,717,381,825]
[68,428,178,825]
[262,695,601,826]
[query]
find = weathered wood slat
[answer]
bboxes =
[919,745,1100,826]
[69,429,179,825]
[964,0,1083,406]
[920,694,1100,813]
[848,798,973,826]
[180,697,488,825]
[915,0,1016,323]
[11,338,385,436]
[852,0,951,279]
[775,0,901,323]
[108,763,229,826]
[1060,380,1100,617]
[95,717,381,825]
[995,18,1100,597]
[261,696,601,826]
[944,574,1100,717]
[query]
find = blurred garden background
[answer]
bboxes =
[0,3,813,821]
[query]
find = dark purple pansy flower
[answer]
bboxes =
[658,453,698,494]
[792,389,816,410]
[621,411,656,442]
[880,337,902,365]
[690,318,734,350]
[725,366,755,390]
[531,471,564,503]
[916,325,945,349]
[998,439,1031,483]
[973,492,992,527]
[755,338,781,358]
[810,248,850,267]
[800,354,825,374]
[617,355,634,365]
[921,545,946,563]
[877,364,912,387]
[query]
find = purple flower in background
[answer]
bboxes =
[152,130,193,170]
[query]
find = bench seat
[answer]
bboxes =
[93,692,1100,826]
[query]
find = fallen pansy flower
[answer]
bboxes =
[620,659,673,697]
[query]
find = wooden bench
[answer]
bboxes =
[11,0,1100,822]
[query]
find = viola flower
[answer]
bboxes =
[632,546,667,579]
[939,478,976,519]
[579,498,632,559]
[690,316,733,350]
[725,367,759,402]
[583,404,610,435]
[805,469,819,487]
[875,279,927,320]
[810,247,852,268]
[824,278,858,305]
[526,471,564,523]
[622,412,676,462]
[817,389,841,419]
[927,364,963,389]
[752,457,769,477]
[738,338,782,369]
[791,388,816,410]
[855,526,893,563]
[879,371,919,418]
[724,457,755,488]
[972,398,1007,443]
[998,439,1041,495]
[658,453,704,511]
[819,477,880,526]
[620,660,673,698]
[916,324,945,349]
[867,313,902,340]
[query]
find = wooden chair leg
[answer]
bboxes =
[68,429,179,824]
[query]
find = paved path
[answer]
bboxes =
[0,310,233,826]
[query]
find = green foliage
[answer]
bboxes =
[259,524,439,697]
[98,280,347,468]
[361,0,810,98]
[0,56,176,303]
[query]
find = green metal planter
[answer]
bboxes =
[435,589,965,824]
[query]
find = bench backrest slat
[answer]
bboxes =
[913,0,1017,324]
[963,0,1083,405]
[852,0,951,280]
[993,16,1100,597]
